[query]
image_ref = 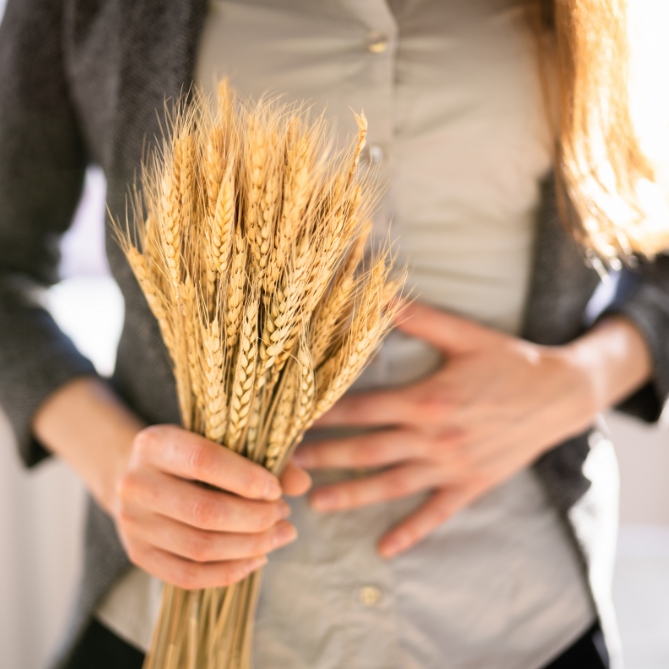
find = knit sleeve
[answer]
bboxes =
[603,254,669,423]
[0,0,98,466]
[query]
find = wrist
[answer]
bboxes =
[562,315,652,413]
[33,376,145,515]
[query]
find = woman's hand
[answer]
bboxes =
[293,302,651,558]
[33,378,311,590]
[114,425,311,590]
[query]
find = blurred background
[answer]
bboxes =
[1,0,669,667]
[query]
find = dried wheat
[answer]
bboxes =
[202,317,227,443]
[226,232,247,351]
[116,86,403,669]
[226,291,259,451]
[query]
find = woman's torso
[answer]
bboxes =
[97,1,596,667]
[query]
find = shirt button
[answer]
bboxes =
[369,144,384,164]
[366,31,389,54]
[361,144,384,166]
[358,585,383,607]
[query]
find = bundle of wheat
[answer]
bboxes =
[117,81,404,669]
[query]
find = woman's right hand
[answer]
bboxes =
[113,424,310,590]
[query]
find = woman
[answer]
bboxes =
[0,1,667,667]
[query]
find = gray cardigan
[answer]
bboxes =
[2,1,669,667]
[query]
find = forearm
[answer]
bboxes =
[565,314,653,413]
[32,376,145,514]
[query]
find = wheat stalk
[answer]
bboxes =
[117,84,403,669]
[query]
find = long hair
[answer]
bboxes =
[534,0,669,261]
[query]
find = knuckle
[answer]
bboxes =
[133,425,161,458]
[115,506,135,530]
[238,468,265,499]
[258,526,282,553]
[218,570,238,588]
[402,523,421,544]
[187,442,212,479]
[173,565,199,591]
[190,495,218,528]
[362,439,386,465]
[257,533,275,554]
[454,446,474,472]
[416,389,452,423]
[387,475,412,498]
[115,470,139,503]
[185,531,215,562]
[125,542,145,568]
[223,562,252,587]
[256,504,279,531]
[433,499,454,524]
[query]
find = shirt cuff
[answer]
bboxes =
[601,258,669,423]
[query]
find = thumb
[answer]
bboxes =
[394,302,490,354]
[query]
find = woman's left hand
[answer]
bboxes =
[292,301,651,558]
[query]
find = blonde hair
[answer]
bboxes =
[533,0,669,261]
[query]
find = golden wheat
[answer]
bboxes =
[226,290,259,452]
[225,232,247,351]
[117,83,403,669]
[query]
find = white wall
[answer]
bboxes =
[609,412,669,526]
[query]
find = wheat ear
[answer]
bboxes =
[181,277,205,418]
[257,235,312,383]
[345,111,368,190]
[159,146,183,293]
[211,171,235,275]
[264,361,298,467]
[245,115,267,279]
[225,232,247,351]
[226,291,259,451]
[313,261,391,420]
[263,119,311,301]
[202,317,228,443]
[126,246,174,354]
[310,273,356,368]
[205,125,226,215]
[180,135,197,229]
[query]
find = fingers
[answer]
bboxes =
[377,484,485,558]
[308,462,446,512]
[294,429,431,470]
[117,467,290,533]
[128,540,269,590]
[395,302,489,353]
[121,509,297,563]
[313,389,416,428]
[132,425,282,500]
[280,461,312,496]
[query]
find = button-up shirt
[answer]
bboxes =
[97,1,596,666]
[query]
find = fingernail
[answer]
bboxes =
[274,523,298,547]
[278,500,292,519]
[378,536,403,559]
[263,479,282,501]
[246,556,268,572]
[311,489,339,511]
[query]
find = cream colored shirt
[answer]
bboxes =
[97,1,596,666]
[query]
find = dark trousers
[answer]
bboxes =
[64,618,609,669]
